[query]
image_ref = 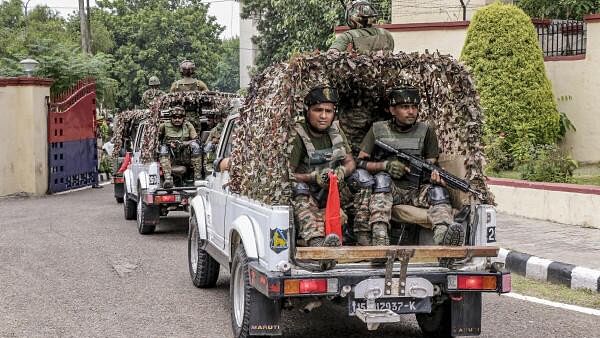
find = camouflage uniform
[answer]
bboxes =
[158,111,203,188]
[142,88,165,107]
[358,87,463,246]
[203,121,224,173]
[169,78,209,93]
[291,121,354,243]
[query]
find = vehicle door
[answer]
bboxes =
[130,121,146,196]
[207,116,238,250]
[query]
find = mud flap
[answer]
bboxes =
[144,204,161,225]
[451,292,482,336]
[248,289,282,336]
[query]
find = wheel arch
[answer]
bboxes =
[189,196,208,240]
[229,215,259,263]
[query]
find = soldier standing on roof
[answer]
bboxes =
[329,0,394,53]
[356,85,465,246]
[142,76,165,107]
[158,107,203,188]
[170,60,209,92]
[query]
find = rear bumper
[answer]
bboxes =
[247,261,510,299]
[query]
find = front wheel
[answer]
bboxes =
[188,214,220,288]
[137,196,157,234]
[416,299,452,338]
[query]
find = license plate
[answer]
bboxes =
[348,296,431,316]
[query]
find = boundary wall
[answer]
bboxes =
[0,77,53,196]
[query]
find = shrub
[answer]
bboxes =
[461,3,561,165]
[484,133,514,172]
[519,144,577,183]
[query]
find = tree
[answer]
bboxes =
[241,0,391,72]
[214,38,240,93]
[460,3,561,167]
[517,0,600,20]
[93,0,224,109]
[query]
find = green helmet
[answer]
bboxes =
[179,60,196,76]
[387,85,421,106]
[170,106,185,117]
[148,76,160,86]
[346,0,378,29]
[304,86,339,107]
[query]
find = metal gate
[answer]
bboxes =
[48,79,98,193]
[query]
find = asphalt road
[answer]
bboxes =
[0,187,598,338]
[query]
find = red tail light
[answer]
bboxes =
[112,176,124,184]
[299,279,328,294]
[154,195,177,203]
[457,275,496,290]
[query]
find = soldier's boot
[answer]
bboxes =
[356,231,371,246]
[433,223,465,246]
[308,234,341,271]
[371,222,390,246]
[160,156,174,189]
[191,156,203,180]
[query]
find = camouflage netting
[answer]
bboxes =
[111,108,150,158]
[140,91,240,162]
[229,51,494,205]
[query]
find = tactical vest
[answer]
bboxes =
[172,78,207,92]
[348,28,393,53]
[294,121,347,174]
[372,121,429,161]
[163,121,194,142]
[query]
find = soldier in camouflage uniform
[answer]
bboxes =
[356,86,464,246]
[170,60,209,93]
[158,107,203,189]
[142,76,165,107]
[290,86,356,250]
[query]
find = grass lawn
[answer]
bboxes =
[488,170,600,187]
[510,274,600,309]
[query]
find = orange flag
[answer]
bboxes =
[325,171,343,244]
[117,152,131,174]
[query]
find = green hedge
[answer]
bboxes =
[461,3,561,166]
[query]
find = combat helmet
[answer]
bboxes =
[148,76,160,86]
[170,106,186,118]
[304,86,339,108]
[346,0,378,29]
[387,85,421,106]
[179,60,196,76]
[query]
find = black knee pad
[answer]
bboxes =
[292,182,310,197]
[428,185,450,205]
[190,140,202,156]
[373,173,392,193]
[348,169,375,190]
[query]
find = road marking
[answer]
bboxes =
[54,181,111,195]
[504,292,600,316]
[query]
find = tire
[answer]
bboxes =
[123,190,136,220]
[416,299,452,338]
[230,244,257,338]
[115,196,124,203]
[188,214,220,288]
[137,196,157,234]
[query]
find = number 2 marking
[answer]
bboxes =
[487,226,496,243]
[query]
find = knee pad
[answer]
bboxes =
[189,140,201,156]
[428,185,450,205]
[373,173,392,193]
[292,182,311,197]
[348,169,375,190]
[159,144,170,156]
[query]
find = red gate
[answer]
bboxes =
[48,79,98,193]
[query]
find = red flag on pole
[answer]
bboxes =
[117,152,131,174]
[324,171,343,244]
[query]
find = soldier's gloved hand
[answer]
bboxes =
[313,168,331,189]
[333,166,346,181]
[384,160,406,179]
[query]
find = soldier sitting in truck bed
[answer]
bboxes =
[355,85,465,246]
[289,86,356,248]
[158,107,203,188]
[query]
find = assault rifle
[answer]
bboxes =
[374,140,484,200]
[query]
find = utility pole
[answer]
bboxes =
[79,0,90,54]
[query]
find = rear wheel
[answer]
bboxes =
[416,299,452,338]
[123,190,136,220]
[115,196,124,203]
[137,195,157,234]
[188,214,220,288]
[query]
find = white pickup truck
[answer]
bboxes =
[187,113,510,338]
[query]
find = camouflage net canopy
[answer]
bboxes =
[140,91,241,162]
[229,51,493,205]
[111,108,150,158]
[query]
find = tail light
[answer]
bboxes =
[284,279,338,295]
[112,176,124,184]
[447,274,506,292]
[154,195,178,203]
